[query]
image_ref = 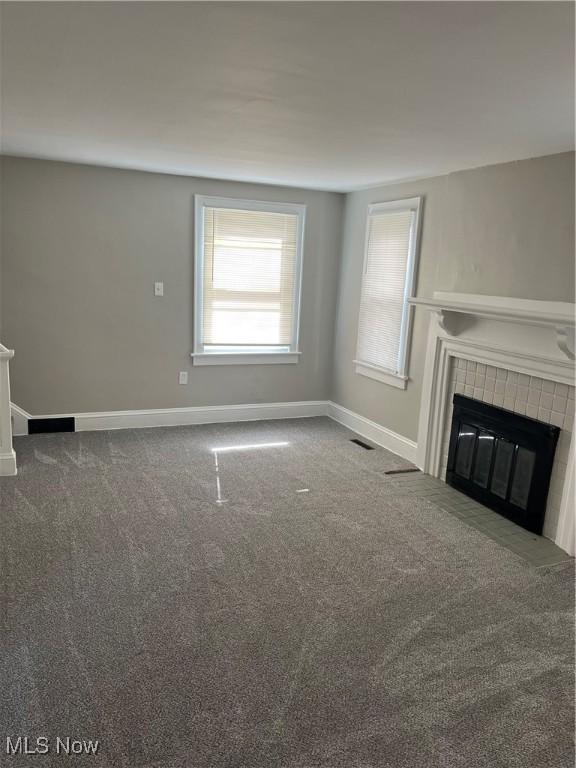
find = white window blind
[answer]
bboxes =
[355,198,421,388]
[193,197,305,364]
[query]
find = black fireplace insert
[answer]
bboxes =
[446,395,560,534]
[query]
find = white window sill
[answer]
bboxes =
[192,351,301,366]
[354,361,408,389]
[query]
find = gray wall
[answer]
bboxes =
[0,161,2,339]
[0,157,343,414]
[2,152,573,429]
[332,152,575,441]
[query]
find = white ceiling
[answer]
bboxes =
[1,2,574,192]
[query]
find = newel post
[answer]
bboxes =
[0,344,17,476]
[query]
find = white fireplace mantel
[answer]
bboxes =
[409,293,575,360]
[410,292,575,555]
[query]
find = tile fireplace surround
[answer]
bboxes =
[442,359,573,539]
[411,292,575,555]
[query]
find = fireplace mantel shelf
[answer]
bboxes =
[409,295,576,360]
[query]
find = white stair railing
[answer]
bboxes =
[0,343,17,476]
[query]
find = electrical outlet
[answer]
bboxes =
[179,371,188,385]
[154,282,164,297]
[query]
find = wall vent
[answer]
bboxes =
[28,417,75,434]
[350,438,374,450]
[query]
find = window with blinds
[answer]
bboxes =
[355,197,422,389]
[193,197,305,364]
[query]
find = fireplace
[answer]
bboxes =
[447,395,560,534]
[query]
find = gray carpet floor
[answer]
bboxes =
[1,417,573,768]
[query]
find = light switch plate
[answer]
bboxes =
[154,282,164,296]
[179,371,188,385]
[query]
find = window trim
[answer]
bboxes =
[354,196,423,389]
[192,195,306,366]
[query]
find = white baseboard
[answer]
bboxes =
[12,400,329,433]
[11,403,31,436]
[76,400,330,430]
[0,449,17,475]
[326,401,418,464]
[10,398,418,466]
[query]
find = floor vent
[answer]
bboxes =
[350,438,374,450]
[384,468,420,475]
[28,417,76,434]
